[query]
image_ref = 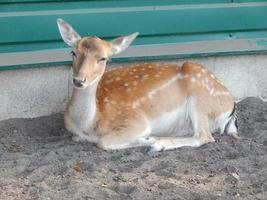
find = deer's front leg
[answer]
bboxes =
[65,113,98,143]
[97,113,152,150]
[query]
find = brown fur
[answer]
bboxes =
[94,61,234,135]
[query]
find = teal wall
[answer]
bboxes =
[1,0,267,69]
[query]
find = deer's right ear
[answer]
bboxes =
[57,18,81,47]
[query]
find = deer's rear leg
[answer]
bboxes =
[148,132,214,152]
[149,110,215,152]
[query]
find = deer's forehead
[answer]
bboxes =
[77,37,110,54]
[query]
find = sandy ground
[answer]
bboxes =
[0,97,266,200]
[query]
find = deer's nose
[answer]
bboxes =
[73,77,86,88]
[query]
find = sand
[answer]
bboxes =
[0,97,266,200]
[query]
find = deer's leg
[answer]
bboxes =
[97,126,152,150]
[149,109,215,152]
[226,115,240,139]
[97,114,152,150]
[65,114,89,141]
[147,136,207,152]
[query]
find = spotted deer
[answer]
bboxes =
[57,19,238,152]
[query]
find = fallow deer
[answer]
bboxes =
[57,19,238,152]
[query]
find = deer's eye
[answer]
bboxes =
[70,50,76,57]
[98,57,107,62]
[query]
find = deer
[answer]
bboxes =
[57,18,238,152]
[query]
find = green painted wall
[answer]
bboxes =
[0,0,267,68]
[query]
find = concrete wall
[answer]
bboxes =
[0,66,71,121]
[1,54,267,121]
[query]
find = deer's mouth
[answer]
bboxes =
[73,75,101,89]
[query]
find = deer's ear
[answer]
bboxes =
[109,32,139,56]
[57,18,81,47]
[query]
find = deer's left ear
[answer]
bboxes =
[109,32,139,56]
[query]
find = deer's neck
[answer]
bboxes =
[68,80,99,131]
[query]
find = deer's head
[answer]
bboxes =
[57,18,138,89]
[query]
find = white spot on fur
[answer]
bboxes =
[201,69,207,73]
[132,101,140,109]
[143,74,149,79]
[213,91,230,96]
[209,88,214,95]
[105,79,113,84]
[205,84,211,92]
[190,77,196,82]
[218,80,224,85]
[184,74,189,78]
[147,93,154,99]
[133,81,138,86]
[103,98,109,102]
[201,79,211,91]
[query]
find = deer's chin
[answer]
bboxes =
[73,76,101,89]
[88,76,101,86]
[73,84,87,90]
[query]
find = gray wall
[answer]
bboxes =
[1,54,267,121]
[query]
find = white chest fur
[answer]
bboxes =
[65,83,99,143]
